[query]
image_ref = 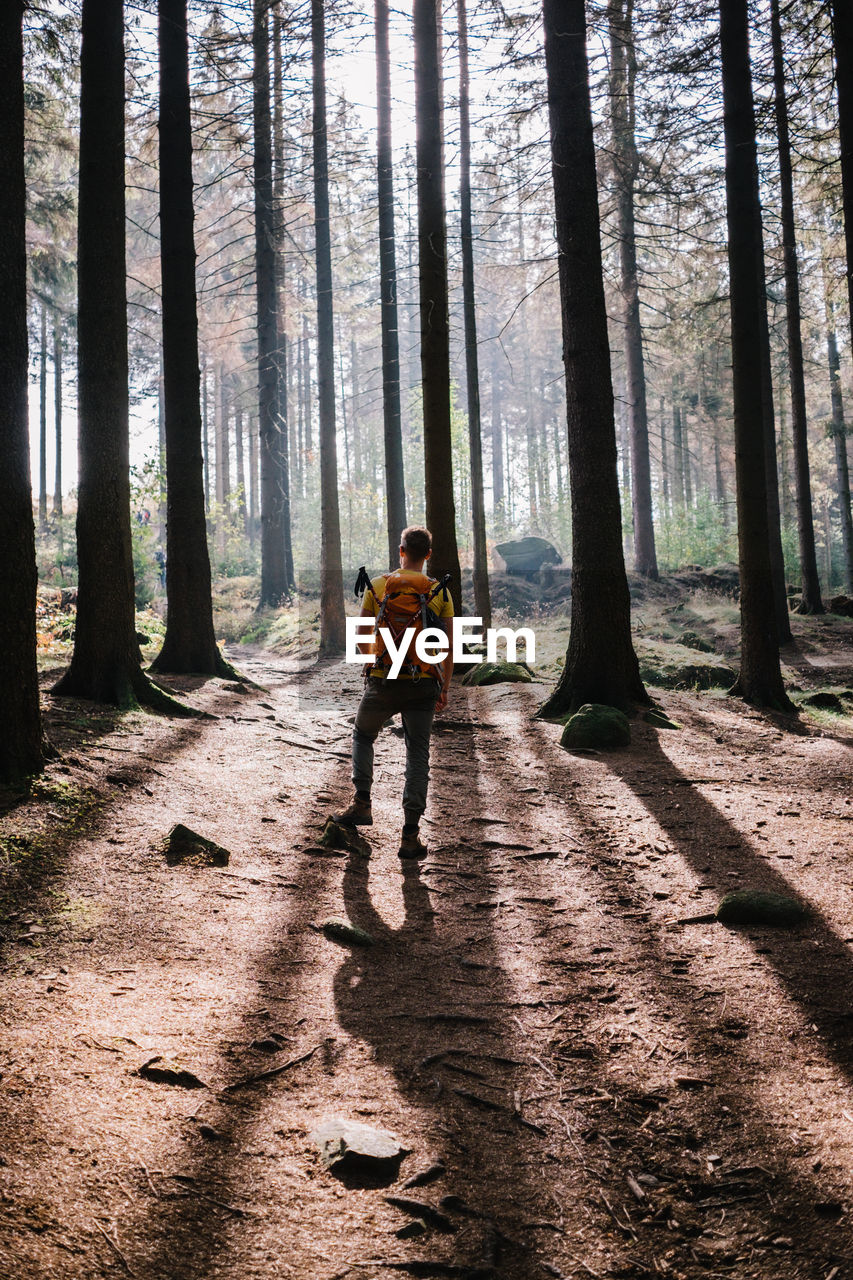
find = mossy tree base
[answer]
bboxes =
[52,664,199,717]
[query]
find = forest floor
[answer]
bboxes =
[2,590,853,1280]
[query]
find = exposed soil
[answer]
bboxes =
[2,635,853,1280]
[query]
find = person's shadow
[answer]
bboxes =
[333,850,438,1072]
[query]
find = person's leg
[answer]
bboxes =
[334,679,394,824]
[398,682,439,854]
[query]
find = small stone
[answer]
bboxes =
[321,918,374,948]
[716,889,808,927]
[136,1056,206,1089]
[561,704,631,751]
[251,1038,284,1054]
[198,1124,223,1141]
[309,1118,406,1174]
[395,1219,427,1240]
[163,824,230,867]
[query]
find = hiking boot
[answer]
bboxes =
[332,795,373,827]
[398,829,428,860]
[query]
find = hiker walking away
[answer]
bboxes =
[333,525,455,860]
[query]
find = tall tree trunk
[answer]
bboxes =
[219,364,231,509]
[770,0,822,612]
[272,3,294,589]
[491,353,505,520]
[54,0,182,709]
[718,0,791,709]
[374,0,407,564]
[150,0,232,676]
[539,0,647,717]
[682,408,693,507]
[825,303,853,593]
[671,378,685,509]
[413,0,462,610]
[457,0,491,628]
[756,285,792,640]
[234,383,247,531]
[201,353,210,512]
[0,0,45,781]
[249,412,259,545]
[38,304,48,528]
[254,0,289,607]
[53,312,63,515]
[608,0,658,578]
[312,0,346,651]
[830,0,853,356]
[659,396,670,516]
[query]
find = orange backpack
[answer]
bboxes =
[355,566,451,678]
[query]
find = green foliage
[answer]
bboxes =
[655,493,738,572]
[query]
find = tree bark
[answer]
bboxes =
[718,0,791,709]
[830,0,853,356]
[758,283,792,641]
[255,0,289,608]
[312,0,346,651]
[39,305,48,527]
[374,0,407,564]
[0,0,45,781]
[54,0,186,712]
[150,0,233,676]
[201,354,210,512]
[491,353,505,521]
[770,0,822,612]
[457,0,491,628]
[539,0,647,718]
[825,303,853,594]
[608,0,658,579]
[53,312,63,515]
[413,0,462,611]
[272,3,294,589]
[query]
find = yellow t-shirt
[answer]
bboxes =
[363,570,454,678]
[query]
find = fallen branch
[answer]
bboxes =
[222,1043,320,1093]
[94,1224,136,1277]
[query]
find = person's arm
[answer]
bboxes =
[436,616,455,712]
[357,600,376,664]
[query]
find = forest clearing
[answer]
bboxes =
[2,583,853,1280]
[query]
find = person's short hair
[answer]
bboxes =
[400,526,432,560]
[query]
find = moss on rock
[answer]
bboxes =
[561,704,631,751]
[461,661,533,687]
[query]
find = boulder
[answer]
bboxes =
[561,704,631,751]
[716,889,808,927]
[828,595,853,618]
[461,661,533,687]
[494,536,561,576]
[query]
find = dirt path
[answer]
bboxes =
[2,655,853,1280]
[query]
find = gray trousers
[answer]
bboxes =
[351,676,440,826]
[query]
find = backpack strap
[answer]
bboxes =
[427,574,452,605]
